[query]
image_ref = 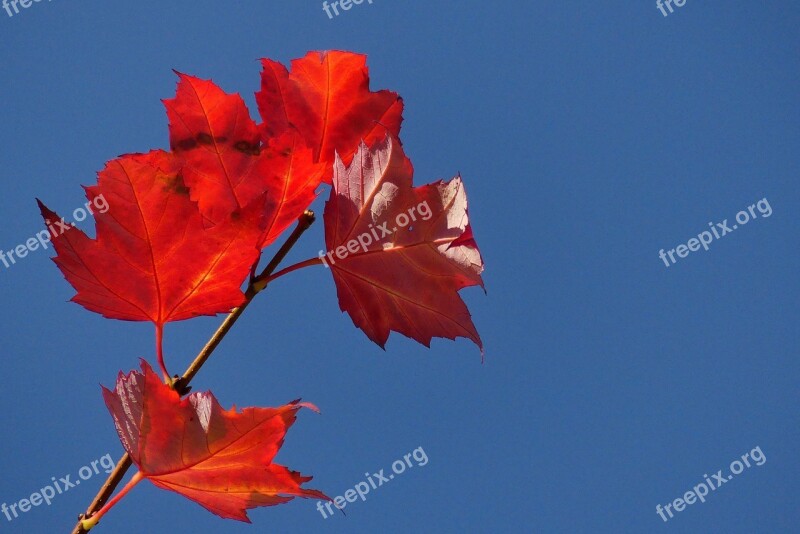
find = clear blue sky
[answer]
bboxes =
[1,1,798,533]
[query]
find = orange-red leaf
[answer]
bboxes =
[38,150,263,324]
[102,360,327,522]
[257,130,325,246]
[165,72,266,225]
[322,136,485,351]
[257,51,404,178]
[165,73,324,246]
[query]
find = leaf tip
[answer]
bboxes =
[297,401,321,414]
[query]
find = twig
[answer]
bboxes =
[70,211,316,534]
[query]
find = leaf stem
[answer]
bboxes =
[69,210,316,534]
[257,257,324,287]
[155,323,169,380]
[80,472,144,531]
[250,215,319,292]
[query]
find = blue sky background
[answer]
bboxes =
[0,1,798,533]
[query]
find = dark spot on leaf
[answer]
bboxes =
[161,174,191,196]
[235,141,261,156]
[173,138,197,151]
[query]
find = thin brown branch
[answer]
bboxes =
[70,210,316,534]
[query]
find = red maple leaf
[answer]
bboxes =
[257,50,404,176]
[97,360,327,524]
[165,73,324,247]
[321,136,485,351]
[38,151,265,376]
